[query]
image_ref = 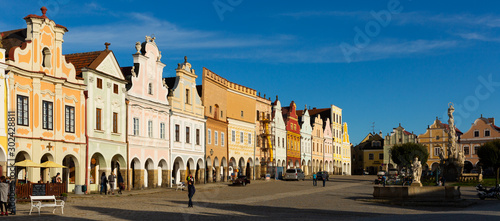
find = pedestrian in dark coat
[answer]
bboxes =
[187,180,196,207]
[322,173,327,187]
[100,172,108,195]
[117,172,124,194]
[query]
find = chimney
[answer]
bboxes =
[488,118,495,125]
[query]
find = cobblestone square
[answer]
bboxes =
[5,176,500,220]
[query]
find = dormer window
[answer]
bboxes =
[148,83,153,95]
[485,130,490,137]
[474,130,480,137]
[42,47,51,68]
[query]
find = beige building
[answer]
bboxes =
[383,124,417,171]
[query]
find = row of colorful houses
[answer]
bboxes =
[352,116,500,175]
[0,8,351,192]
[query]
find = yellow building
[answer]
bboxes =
[227,82,257,179]
[417,118,462,171]
[341,123,351,175]
[2,8,86,191]
[353,133,384,175]
[0,46,8,176]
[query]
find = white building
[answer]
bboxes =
[272,97,287,178]
[298,106,312,175]
[165,57,205,185]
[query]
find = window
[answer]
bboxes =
[232,130,236,142]
[175,124,180,142]
[434,147,440,156]
[221,132,225,146]
[133,118,139,135]
[208,129,212,144]
[248,133,252,145]
[97,78,103,89]
[196,129,200,145]
[240,132,244,143]
[96,108,102,130]
[278,138,280,148]
[474,146,479,155]
[113,84,119,94]
[65,106,75,133]
[257,110,260,121]
[185,89,190,104]
[42,101,53,130]
[112,112,118,133]
[474,130,480,137]
[221,111,223,118]
[485,130,490,137]
[369,154,374,160]
[42,48,51,68]
[215,131,218,146]
[241,111,244,117]
[464,146,470,155]
[160,123,165,139]
[148,121,153,138]
[186,127,190,143]
[436,136,440,140]
[17,95,29,126]
[209,106,212,113]
[379,153,383,160]
[148,83,153,95]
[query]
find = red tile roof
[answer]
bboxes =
[64,51,106,76]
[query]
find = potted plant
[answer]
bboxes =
[60,193,68,201]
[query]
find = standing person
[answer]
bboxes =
[313,173,317,186]
[100,172,108,195]
[187,178,195,207]
[322,172,327,187]
[108,172,116,195]
[117,172,124,194]
[0,176,8,216]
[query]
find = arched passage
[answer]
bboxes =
[196,158,204,184]
[62,154,79,192]
[172,157,185,185]
[206,156,212,183]
[464,161,473,173]
[158,159,168,187]
[90,152,107,190]
[111,154,126,190]
[144,158,154,188]
[130,157,141,189]
[40,153,54,183]
[246,158,253,179]
[221,157,227,182]
[213,157,220,182]
[15,151,30,181]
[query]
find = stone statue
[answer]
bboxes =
[447,103,458,159]
[135,42,141,54]
[412,156,422,184]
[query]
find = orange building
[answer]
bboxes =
[283,101,301,169]
[2,8,86,191]
[460,115,500,171]
[201,68,228,182]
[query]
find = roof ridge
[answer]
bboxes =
[64,50,104,56]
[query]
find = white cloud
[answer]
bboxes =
[64,13,293,51]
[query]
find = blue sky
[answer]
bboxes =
[2,0,500,144]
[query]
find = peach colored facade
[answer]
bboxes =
[460,116,500,169]
[4,10,86,192]
[311,114,324,173]
[126,37,170,189]
[255,94,272,178]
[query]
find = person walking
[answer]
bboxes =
[117,172,124,194]
[187,177,196,208]
[0,176,9,216]
[322,172,327,187]
[100,172,108,195]
[108,172,116,195]
[313,173,317,186]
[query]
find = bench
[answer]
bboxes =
[176,182,186,191]
[29,195,65,215]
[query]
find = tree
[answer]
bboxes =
[390,143,429,171]
[478,139,500,185]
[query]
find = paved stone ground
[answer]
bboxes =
[5,175,500,220]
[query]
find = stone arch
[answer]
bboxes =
[144,158,155,188]
[464,161,473,173]
[196,158,204,184]
[158,159,168,187]
[172,157,185,185]
[130,157,141,189]
[295,160,300,169]
[431,162,440,172]
[206,156,212,183]
[15,151,31,180]
[246,157,253,179]
[62,154,80,192]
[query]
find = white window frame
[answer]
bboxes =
[148,120,153,138]
[133,118,139,136]
[240,131,244,143]
[215,131,218,146]
[160,123,165,139]
[248,133,252,145]
[208,129,212,144]
[232,130,236,143]
[221,132,225,146]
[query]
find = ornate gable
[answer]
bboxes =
[95,52,125,81]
